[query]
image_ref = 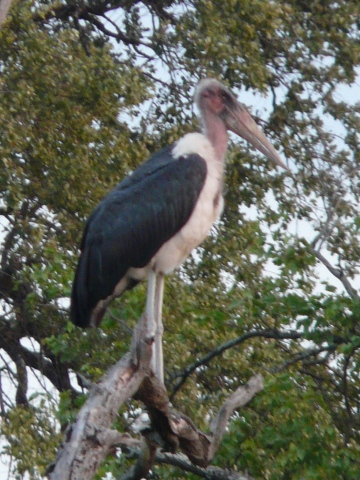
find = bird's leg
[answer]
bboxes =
[154,272,164,384]
[146,269,157,339]
[146,270,164,383]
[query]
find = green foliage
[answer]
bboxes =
[218,372,360,479]
[1,404,61,479]
[1,0,360,478]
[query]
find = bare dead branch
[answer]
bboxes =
[132,373,263,472]
[208,375,263,462]
[49,312,263,479]
[117,375,262,479]
[49,314,153,480]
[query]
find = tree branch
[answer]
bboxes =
[170,329,302,398]
[121,449,255,480]
[0,333,75,396]
[120,374,262,479]
[310,246,359,300]
[156,452,254,480]
[49,314,263,479]
[49,314,153,480]
[208,375,263,462]
[115,438,255,480]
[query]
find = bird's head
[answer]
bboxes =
[195,78,288,170]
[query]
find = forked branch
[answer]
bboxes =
[49,314,263,480]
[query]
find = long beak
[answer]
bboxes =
[224,102,289,170]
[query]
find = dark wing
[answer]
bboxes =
[71,146,207,327]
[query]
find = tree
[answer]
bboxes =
[1,0,360,478]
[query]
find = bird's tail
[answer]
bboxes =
[70,244,138,328]
[70,249,93,328]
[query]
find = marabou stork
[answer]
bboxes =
[71,78,288,384]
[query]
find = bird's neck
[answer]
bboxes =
[203,114,228,163]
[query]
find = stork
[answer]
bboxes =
[71,78,287,384]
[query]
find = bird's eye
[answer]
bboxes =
[220,90,231,103]
[203,89,215,98]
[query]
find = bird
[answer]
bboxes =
[71,78,288,384]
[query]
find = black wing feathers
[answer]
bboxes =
[71,149,207,327]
